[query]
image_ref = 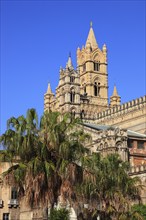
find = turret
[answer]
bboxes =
[46,83,53,94]
[44,83,54,111]
[110,85,121,107]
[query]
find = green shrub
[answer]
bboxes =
[49,208,70,220]
[131,204,146,220]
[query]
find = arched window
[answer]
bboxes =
[94,82,100,96]
[70,76,75,83]
[70,89,75,103]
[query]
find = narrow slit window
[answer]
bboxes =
[83,63,86,72]
[94,82,98,96]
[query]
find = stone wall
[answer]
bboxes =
[0,162,20,220]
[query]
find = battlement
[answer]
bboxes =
[129,164,146,175]
[96,95,146,120]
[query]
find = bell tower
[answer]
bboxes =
[55,55,80,116]
[77,22,108,114]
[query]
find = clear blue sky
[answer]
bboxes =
[1,0,146,136]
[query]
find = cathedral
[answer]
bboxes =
[0,23,146,220]
[43,22,146,203]
[44,23,146,135]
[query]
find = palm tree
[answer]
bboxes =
[0,109,90,216]
[0,109,143,220]
[77,153,142,220]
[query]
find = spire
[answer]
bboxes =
[66,53,73,69]
[112,85,119,97]
[85,22,98,49]
[46,83,53,94]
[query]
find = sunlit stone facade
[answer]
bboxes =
[44,24,146,135]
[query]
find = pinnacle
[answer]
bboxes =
[112,85,119,97]
[47,83,53,94]
[85,23,98,49]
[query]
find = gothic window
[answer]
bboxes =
[70,89,75,103]
[83,63,86,72]
[94,62,100,71]
[94,82,100,96]
[70,76,75,83]
[11,187,17,199]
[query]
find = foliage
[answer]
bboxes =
[49,208,70,220]
[0,108,143,220]
[131,204,146,220]
[0,109,89,208]
[77,153,142,219]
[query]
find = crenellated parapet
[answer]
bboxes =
[96,95,146,120]
[83,95,146,134]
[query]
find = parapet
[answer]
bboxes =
[96,95,146,120]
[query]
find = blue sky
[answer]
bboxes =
[1,0,146,136]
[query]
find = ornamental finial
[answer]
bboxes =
[90,21,92,27]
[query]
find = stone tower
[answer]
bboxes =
[44,55,80,116]
[44,23,114,118]
[77,22,108,117]
[56,55,80,115]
